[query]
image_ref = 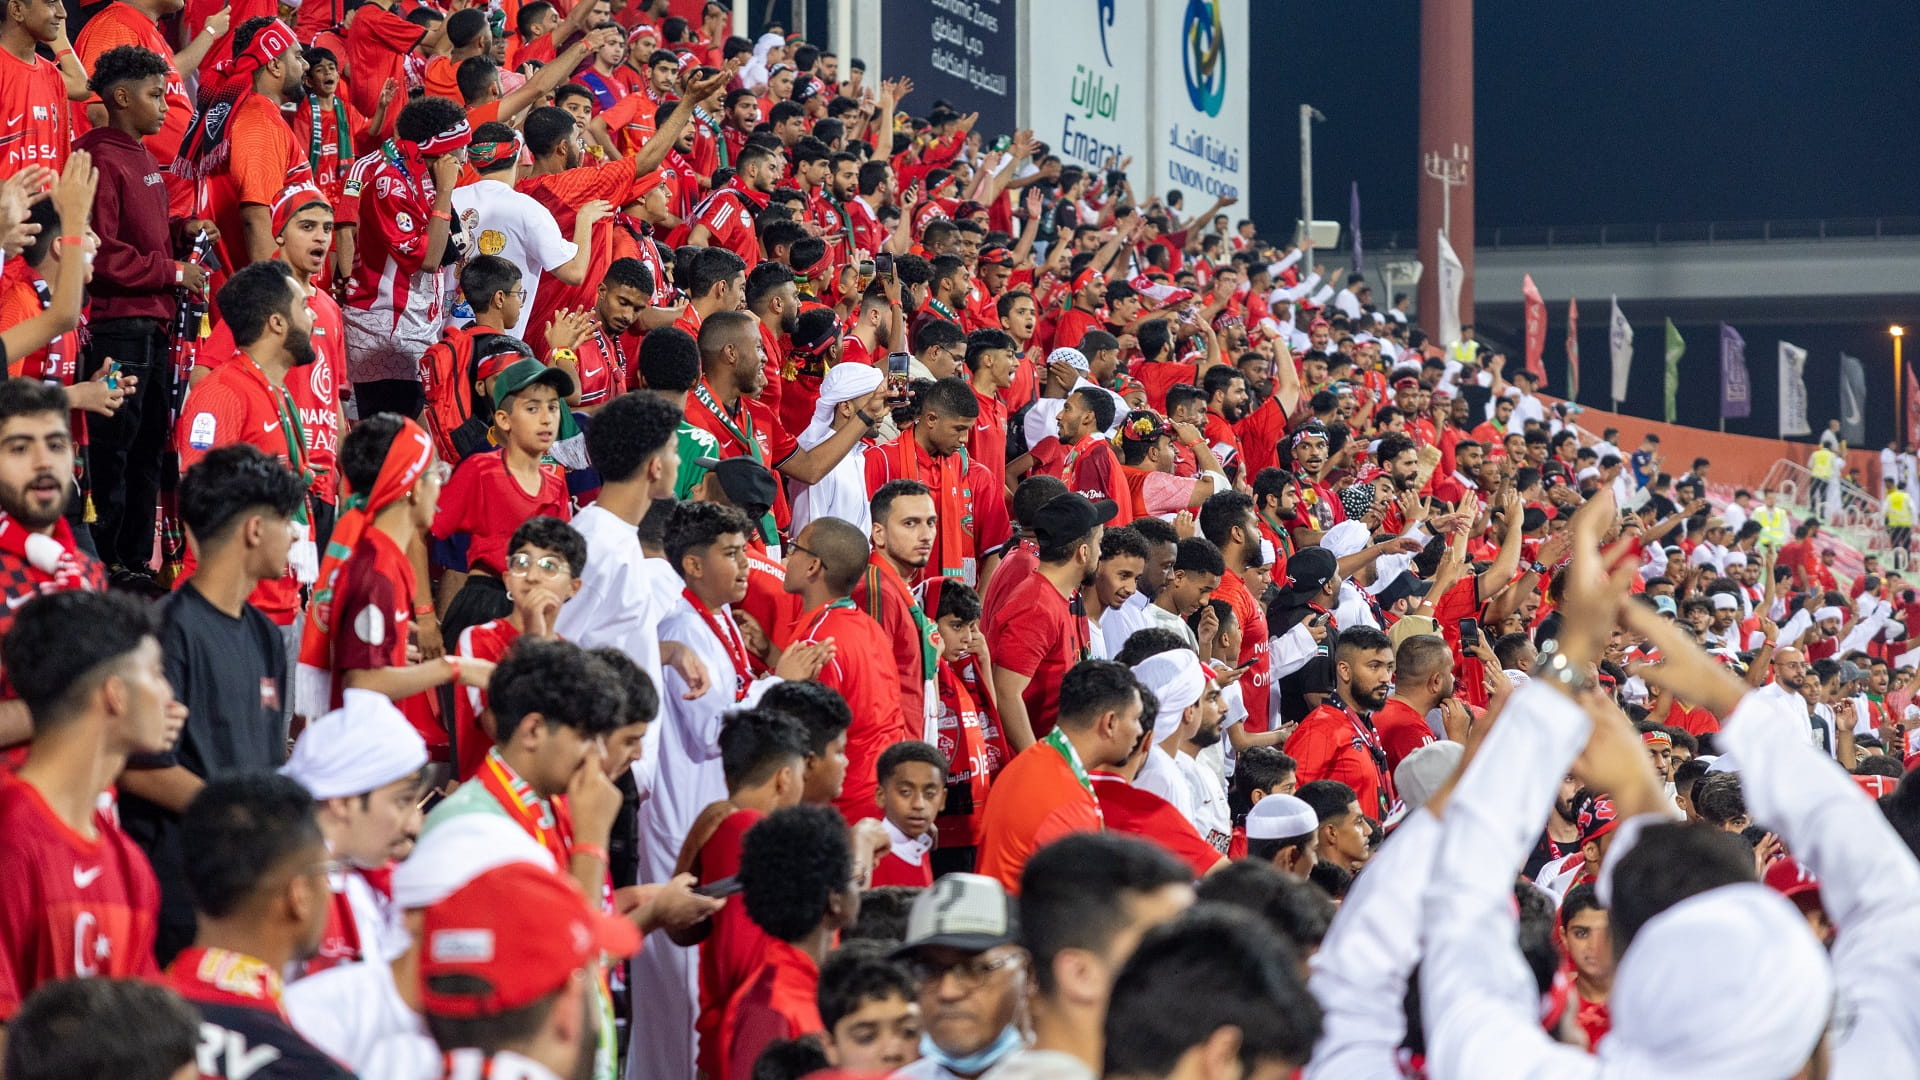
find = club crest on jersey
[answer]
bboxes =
[395,211,414,233]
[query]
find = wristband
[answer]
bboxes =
[431,210,452,222]
[854,409,878,429]
[55,48,74,61]
[444,655,462,684]
[57,235,82,248]
[175,265,185,285]
[572,843,609,864]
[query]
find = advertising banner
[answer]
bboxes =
[881,0,1019,140]
[1153,0,1250,200]
[1023,0,1150,172]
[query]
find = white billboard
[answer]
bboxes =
[1023,0,1150,173]
[1152,0,1249,201]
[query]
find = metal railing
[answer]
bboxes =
[1357,216,1920,254]
[1759,459,1885,533]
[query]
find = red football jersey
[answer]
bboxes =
[0,49,70,178]
[453,618,521,780]
[0,775,160,1018]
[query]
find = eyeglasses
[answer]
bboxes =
[428,462,452,484]
[907,951,1022,991]
[789,542,821,562]
[507,552,570,578]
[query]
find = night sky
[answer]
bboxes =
[1248,0,1920,233]
[1246,0,1920,442]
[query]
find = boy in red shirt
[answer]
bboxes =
[927,578,1008,873]
[675,709,812,1080]
[430,358,574,644]
[869,741,946,887]
[295,414,492,721]
[450,514,585,780]
[0,591,178,1018]
[722,804,860,1080]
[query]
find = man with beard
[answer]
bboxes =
[177,262,321,638]
[0,377,109,745]
[1429,437,1482,506]
[688,142,781,270]
[744,261,800,430]
[1283,424,1345,544]
[166,774,352,1079]
[1371,433,1422,534]
[688,311,869,544]
[1522,774,1588,879]
[1198,366,1248,480]
[983,493,1113,752]
[1758,644,1815,733]
[1284,626,1396,822]
[420,861,638,1080]
[564,257,653,411]
[857,480,944,740]
[1373,634,1450,772]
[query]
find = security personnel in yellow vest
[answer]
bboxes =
[1751,490,1792,549]
[1888,487,1914,550]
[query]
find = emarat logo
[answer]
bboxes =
[1097,0,1116,65]
[1181,0,1227,118]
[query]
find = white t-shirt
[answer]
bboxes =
[450,178,578,340]
[285,956,426,1073]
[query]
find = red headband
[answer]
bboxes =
[270,182,329,237]
[217,19,296,79]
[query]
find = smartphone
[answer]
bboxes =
[874,252,895,277]
[1458,618,1480,648]
[887,352,911,378]
[694,875,744,899]
[857,260,876,281]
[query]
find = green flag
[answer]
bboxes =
[1663,318,1684,424]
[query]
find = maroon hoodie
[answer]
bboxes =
[72,125,178,323]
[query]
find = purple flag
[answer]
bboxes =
[1719,322,1750,420]
[1349,181,1362,272]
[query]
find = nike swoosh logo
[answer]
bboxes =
[582,367,603,379]
[73,865,102,888]
[264,420,280,432]
[7,592,33,610]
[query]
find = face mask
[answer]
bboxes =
[917,1024,1024,1076]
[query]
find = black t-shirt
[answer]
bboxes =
[122,585,289,938]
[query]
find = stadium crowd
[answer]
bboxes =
[1,0,1919,1078]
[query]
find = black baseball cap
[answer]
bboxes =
[693,457,778,514]
[1031,492,1117,550]
[1275,547,1338,605]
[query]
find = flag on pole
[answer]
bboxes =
[1566,298,1580,403]
[1839,353,1868,446]
[1777,341,1811,436]
[1663,319,1684,424]
[1436,229,1463,349]
[1522,274,1547,386]
[1349,181,1362,272]
[1718,323,1749,420]
[1608,296,1632,403]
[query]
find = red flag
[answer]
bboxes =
[1566,297,1580,402]
[1906,362,1920,450]
[1522,274,1547,386]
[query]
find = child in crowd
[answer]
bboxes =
[815,943,922,1074]
[1225,745,1298,859]
[926,579,1007,875]
[430,359,575,644]
[870,741,947,888]
[449,515,586,780]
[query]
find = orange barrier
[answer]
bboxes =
[1542,397,1883,494]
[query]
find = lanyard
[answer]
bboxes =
[684,588,750,701]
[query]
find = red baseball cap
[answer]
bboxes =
[1854,773,1899,800]
[420,862,639,1019]
[1762,856,1823,912]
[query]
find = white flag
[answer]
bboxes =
[1436,229,1464,348]
[1778,341,1811,437]
[1608,296,1633,403]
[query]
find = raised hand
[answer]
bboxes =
[776,638,835,680]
